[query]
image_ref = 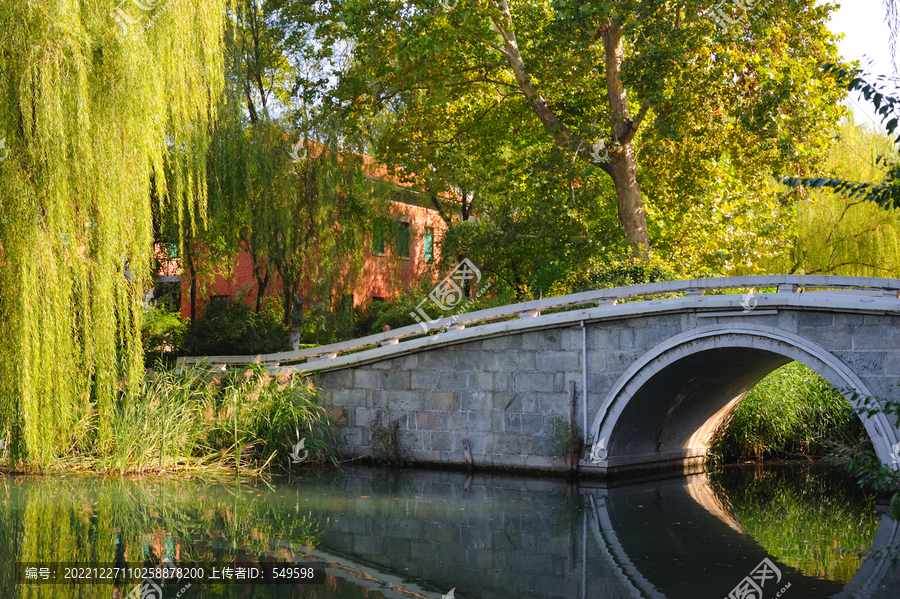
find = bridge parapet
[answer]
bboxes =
[177,275,900,371]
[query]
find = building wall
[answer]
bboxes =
[178,199,449,319]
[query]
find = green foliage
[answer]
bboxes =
[183,302,291,356]
[771,114,900,277]
[711,465,879,582]
[47,364,339,474]
[562,257,677,295]
[548,416,583,459]
[710,362,865,462]
[316,0,844,263]
[369,413,412,467]
[141,306,189,364]
[0,1,227,469]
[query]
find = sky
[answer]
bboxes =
[828,0,896,128]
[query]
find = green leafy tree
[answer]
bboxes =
[309,0,844,261]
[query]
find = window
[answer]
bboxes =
[397,221,410,259]
[372,223,385,255]
[423,227,434,262]
[210,294,230,307]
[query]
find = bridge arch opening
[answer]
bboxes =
[590,325,900,472]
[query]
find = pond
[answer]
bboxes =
[2,463,898,598]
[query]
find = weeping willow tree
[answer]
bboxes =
[0,1,227,468]
[201,0,386,340]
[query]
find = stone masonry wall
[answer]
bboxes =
[314,310,900,471]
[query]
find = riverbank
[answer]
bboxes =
[0,365,340,475]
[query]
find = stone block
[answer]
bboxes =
[535,351,579,372]
[521,413,544,435]
[382,390,425,411]
[445,411,469,431]
[852,326,900,350]
[834,351,886,376]
[415,411,441,430]
[340,427,364,446]
[633,326,681,350]
[492,372,515,391]
[864,314,896,326]
[798,325,852,350]
[382,370,411,389]
[320,369,352,388]
[520,331,549,351]
[492,351,536,372]
[402,429,424,449]
[354,369,382,389]
[467,371,494,392]
[493,392,521,412]
[532,434,554,456]
[833,313,865,326]
[482,335,522,350]
[587,326,621,350]
[437,370,468,391]
[395,355,418,370]
[537,393,568,416]
[353,407,377,428]
[514,372,554,392]
[427,431,453,451]
[604,350,641,372]
[503,413,521,434]
[560,329,583,351]
[420,350,457,370]
[457,350,488,371]
[326,407,348,426]
[468,413,493,433]
[410,371,438,390]
[429,391,456,411]
[494,434,533,455]
[332,389,367,408]
[798,311,834,326]
[462,391,491,412]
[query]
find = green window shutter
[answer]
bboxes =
[397,221,410,258]
[423,227,434,261]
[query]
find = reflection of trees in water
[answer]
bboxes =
[0,477,338,598]
[709,464,879,583]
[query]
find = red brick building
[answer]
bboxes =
[152,159,456,319]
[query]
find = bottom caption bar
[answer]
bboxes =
[15,562,325,585]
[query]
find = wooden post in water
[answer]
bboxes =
[462,438,474,470]
[566,380,577,475]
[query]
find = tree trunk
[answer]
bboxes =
[491,4,650,257]
[607,144,649,258]
[602,21,649,258]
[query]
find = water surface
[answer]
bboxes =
[2,463,897,598]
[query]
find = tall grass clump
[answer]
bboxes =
[47,364,339,474]
[710,362,865,462]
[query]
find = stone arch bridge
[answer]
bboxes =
[180,276,900,476]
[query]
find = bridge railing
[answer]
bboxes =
[176,275,900,369]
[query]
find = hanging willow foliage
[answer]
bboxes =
[0,0,227,468]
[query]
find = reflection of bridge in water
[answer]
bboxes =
[182,276,900,476]
[271,467,900,599]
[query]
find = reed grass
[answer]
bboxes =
[5,364,339,474]
[709,362,865,462]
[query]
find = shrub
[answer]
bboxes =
[141,306,189,363]
[183,302,291,355]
